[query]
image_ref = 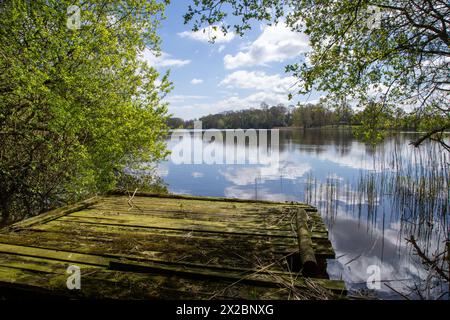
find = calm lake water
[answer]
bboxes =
[157,129,449,299]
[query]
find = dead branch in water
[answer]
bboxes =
[406,236,449,282]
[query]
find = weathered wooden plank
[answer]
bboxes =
[16,219,335,259]
[5,197,98,231]
[312,240,335,258]
[0,243,110,267]
[95,200,313,213]
[69,209,292,230]
[88,205,294,224]
[105,191,316,207]
[66,211,300,236]
[56,215,299,238]
[0,233,292,272]
[97,198,316,219]
[0,193,344,299]
[88,203,329,234]
[0,249,283,282]
[295,209,318,275]
[109,259,346,293]
[0,252,101,274]
[0,264,338,300]
[1,228,334,269]
[60,207,330,239]
[27,221,300,246]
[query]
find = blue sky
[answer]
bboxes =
[146,2,323,120]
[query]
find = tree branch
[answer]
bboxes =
[410,124,450,147]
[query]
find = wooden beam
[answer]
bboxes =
[4,197,98,231]
[295,209,318,276]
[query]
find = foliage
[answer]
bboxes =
[0,0,172,224]
[353,102,393,143]
[183,0,450,148]
[170,104,294,129]
[292,103,338,129]
[116,172,168,194]
[169,100,444,147]
[166,117,185,129]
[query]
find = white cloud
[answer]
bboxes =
[191,172,204,178]
[324,212,448,297]
[141,49,190,68]
[220,162,311,186]
[169,91,291,119]
[298,95,326,106]
[165,95,206,104]
[190,78,204,85]
[224,23,310,69]
[178,26,235,43]
[220,70,297,94]
[218,45,226,53]
[172,70,300,119]
[168,70,305,119]
[215,91,289,110]
[224,185,296,202]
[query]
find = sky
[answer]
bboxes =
[144,2,324,120]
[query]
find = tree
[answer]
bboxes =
[167,117,185,128]
[0,0,172,224]
[334,101,354,125]
[292,103,335,129]
[196,105,292,129]
[354,101,394,143]
[184,0,449,149]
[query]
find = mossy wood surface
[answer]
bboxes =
[0,192,345,299]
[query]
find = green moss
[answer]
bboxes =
[0,194,344,299]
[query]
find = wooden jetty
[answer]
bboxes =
[0,192,346,299]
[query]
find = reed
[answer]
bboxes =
[301,139,449,299]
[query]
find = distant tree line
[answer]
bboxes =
[167,101,444,137]
[168,103,294,129]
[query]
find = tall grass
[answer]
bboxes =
[303,139,449,299]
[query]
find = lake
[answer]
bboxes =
[157,128,449,299]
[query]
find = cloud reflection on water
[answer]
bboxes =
[158,129,449,299]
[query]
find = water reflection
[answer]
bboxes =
[158,129,449,299]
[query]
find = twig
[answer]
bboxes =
[127,188,143,212]
[406,236,450,282]
[208,250,298,300]
[384,283,411,300]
